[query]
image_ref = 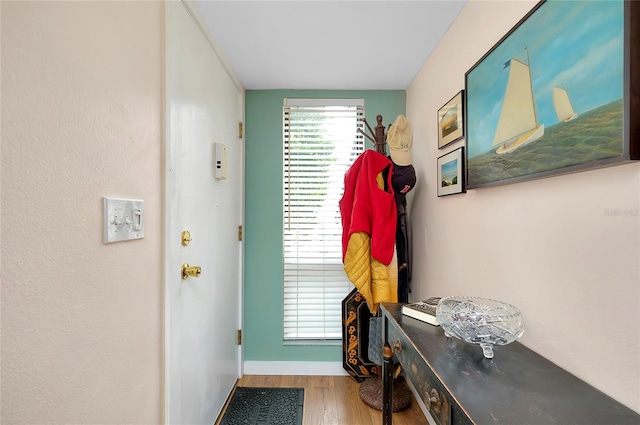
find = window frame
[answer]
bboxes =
[282,97,365,342]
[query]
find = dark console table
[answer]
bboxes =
[380,303,640,425]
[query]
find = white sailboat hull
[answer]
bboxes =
[496,124,545,154]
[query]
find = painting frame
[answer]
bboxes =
[464,0,639,189]
[437,147,466,197]
[437,90,465,149]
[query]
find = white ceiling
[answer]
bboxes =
[192,1,467,90]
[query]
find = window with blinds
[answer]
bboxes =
[283,98,365,341]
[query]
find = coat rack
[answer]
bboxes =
[353,113,414,412]
[359,114,412,276]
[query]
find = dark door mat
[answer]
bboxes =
[219,387,304,425]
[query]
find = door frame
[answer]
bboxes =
[163,1,245,422]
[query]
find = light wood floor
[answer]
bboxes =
[218,375,428,425]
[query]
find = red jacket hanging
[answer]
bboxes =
[340,150,397,266]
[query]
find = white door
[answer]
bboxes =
[165,2,244,424]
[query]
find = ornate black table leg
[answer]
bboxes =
[382,342,393,425]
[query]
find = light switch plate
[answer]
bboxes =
[103,197,144,243]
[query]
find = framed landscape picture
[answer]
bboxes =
[465,0,639,189]
[437,147,465,197]
[438,90,465,149]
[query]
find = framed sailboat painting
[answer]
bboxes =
[464,0,639,189]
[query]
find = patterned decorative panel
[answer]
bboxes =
[341,288,378,381]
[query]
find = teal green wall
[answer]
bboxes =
[244,90,406,361]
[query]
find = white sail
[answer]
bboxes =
[553,86,578,122]
[492,58,544,154]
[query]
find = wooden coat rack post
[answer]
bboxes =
[359,115,387,155]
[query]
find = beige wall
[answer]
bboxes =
[1,2,164,424]
[406,0,639,413]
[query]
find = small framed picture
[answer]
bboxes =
[437,147,466,197]
[437,90,465,149]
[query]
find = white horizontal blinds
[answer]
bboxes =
[283,98,364,340]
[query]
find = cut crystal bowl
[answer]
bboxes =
[435,296,524,359]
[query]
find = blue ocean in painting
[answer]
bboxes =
[465,0,624,186]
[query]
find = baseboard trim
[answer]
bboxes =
[243,361,350,376]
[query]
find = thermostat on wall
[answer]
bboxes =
[215,143,227,180]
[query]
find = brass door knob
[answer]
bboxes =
[181,263,202,280]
